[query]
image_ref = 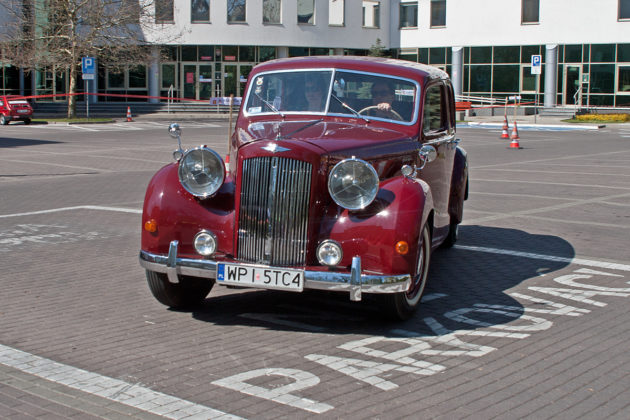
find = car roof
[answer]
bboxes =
[252,55,448,82]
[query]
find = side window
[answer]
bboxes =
[423,84,446,134]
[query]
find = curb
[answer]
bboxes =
[458,122,605,130]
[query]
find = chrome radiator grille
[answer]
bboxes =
[237,157,312,266]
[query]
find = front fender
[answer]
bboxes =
[141,163,236,257]
[318,175,433,275]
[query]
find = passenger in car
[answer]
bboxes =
[304,74,328,112]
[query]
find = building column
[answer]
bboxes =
[544,44,558,108]
[451,46,464,99]
[148,46,160,104]
[277,47,289,59]
[333,48,344,56]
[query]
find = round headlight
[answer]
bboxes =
[178,147,225,198]
[317,240,343,266]
[194,230,217,256]
[328,158,379,210]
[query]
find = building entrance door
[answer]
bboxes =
[181,63,215,100]
[219,64,254,98]
[563,65,582,105]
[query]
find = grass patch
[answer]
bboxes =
[565,113,630,124]
[33,117,114,124]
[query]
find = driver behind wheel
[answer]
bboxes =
[368,79,400,119]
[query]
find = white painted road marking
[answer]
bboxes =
[0,205,142,219]
[0,344,244,420]
[455,245,630,272]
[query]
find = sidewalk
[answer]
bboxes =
[458,113,606,130]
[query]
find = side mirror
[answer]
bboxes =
[168,123,184,161]
[418,144,437,170]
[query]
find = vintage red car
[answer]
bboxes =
[0,95,33,125]
[140,56,468,320]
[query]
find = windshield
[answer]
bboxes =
[244,69,419,124]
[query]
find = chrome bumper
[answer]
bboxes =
[139,240,411,302]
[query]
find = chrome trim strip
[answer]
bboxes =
[139,250,410,300]
[166,241,179,284]
[350,256,361,301]
[425,134,456,147]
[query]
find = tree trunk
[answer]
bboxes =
[67,63,77,119]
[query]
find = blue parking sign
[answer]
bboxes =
[82,57,95,74]
[531,54,542,75]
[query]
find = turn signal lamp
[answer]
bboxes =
[144,219,157,233]
[395,241,409,255]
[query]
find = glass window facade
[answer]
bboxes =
[263,0,281,24]
[298,0,314,24]
[227,0,246,23]
[620,0,630,19]
[362,1,380,28]
[522,0,539,23]
[400,2,418,28]
[329,0,344,25]
[431,0,446,27]
[191,0,210,22]
[155,0,174,23]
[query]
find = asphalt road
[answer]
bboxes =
[1,120,629,419]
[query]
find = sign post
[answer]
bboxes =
[82,57,95,119]
[531,54,542,124]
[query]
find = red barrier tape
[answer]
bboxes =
[13,92,210,103]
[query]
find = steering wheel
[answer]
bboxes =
[358,105,404,121]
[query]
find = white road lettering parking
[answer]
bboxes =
[213,255,630,413]
[211,368,333,414]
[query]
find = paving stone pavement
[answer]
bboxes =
[1,121,629,419]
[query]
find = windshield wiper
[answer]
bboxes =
[277,119,323,140]
[331,94,368,122]
[254,91,284,117]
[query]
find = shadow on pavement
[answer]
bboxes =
[188,225,574,336]
[0,138,63,148]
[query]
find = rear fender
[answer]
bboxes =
[318,176,433,275]
[448,145,468,224]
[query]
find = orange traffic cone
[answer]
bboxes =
[500,115,510,139]
[126,106,133,122]
[509,121,521,149]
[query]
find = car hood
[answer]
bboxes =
[239,119,416,159]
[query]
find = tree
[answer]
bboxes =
[368,38,389,58]
[0,0,176,118]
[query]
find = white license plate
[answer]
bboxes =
[17,110,29,114]
[217,263,304,291]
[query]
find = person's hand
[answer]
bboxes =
[376,102,392,111]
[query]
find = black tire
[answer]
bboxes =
[0,115,8,125]
[146,270,213,309]
[24,118,31,125]
[441,222,459,248]
[381,224,431,320]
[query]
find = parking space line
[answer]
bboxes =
[455,245,630,272]
[0,205,141,219]
[0,344,244,420]
[0,157,116,173]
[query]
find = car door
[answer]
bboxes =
[418,80,457,245]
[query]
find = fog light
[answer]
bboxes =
[317,240,343,266]
[194,230,217,256]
